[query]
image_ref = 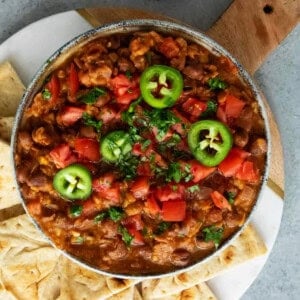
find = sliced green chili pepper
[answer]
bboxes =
[140,65,183,109]
[188,120,233,167]
[53,164,92,200]
[100,130,132,162]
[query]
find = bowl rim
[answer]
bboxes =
[11,19,271,280]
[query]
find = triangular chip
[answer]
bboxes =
[0,140,21,210]
[142,224,266,299]
[0,116,14,143]
[0,61,25,117]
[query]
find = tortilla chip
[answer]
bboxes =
[0,61,25,117]
[0,140,22,210]
[133,286,143,300]
[0,116,14,143]
[0,214,138,300]
[142,224,267,299]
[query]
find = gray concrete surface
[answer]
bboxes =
[0,1,299,299]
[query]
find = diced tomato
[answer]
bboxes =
[130,177,150,199]
[74,138,100,162]
[99,106,117,123]
[145,194,161,215]
[152,151,167,168]
[49,144,77,168]
[132,143,143,156]
[217,106,227,123]
[137,162,153,177]
[224,94,245,118]
[123,214,144,230]
[47,75,60,102]
[171,108,190,136]
[187,160,216,183]
[59,106,85,126]
[110,74,140,105]
[93,173,115,192]
[82,198,97,216]
[218,147,250,177]
[27,200,42,216]
[162,200,186,222]
[236,161,259,183]
[127,227,145,245]
[68,63,79,98]
[155,184,185,202]
[157,37,180,59]
[211,191,231,210]
[99,185,121,203]
[182,98,207,118]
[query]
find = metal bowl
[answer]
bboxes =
[11,19,270,279]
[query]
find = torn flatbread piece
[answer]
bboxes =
[142,224,266,299]
[0,61,25,117]
[0,116,14,143]
[0,140,21,210]
[0,215,138,300]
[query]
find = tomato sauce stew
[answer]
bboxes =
[15,31,267,275]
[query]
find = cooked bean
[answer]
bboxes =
[171,249,191,266]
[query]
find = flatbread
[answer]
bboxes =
[0,214,138,300]
[0,61,25,117]
[0,116,14,143]
[142,224,267,299]
[0,140,22,210]
[106,286,135,300]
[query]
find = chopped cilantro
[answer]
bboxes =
[225,191,236,204]
[187,185,200,193]
[108,207,124,222]
[201,100,218,118]
[141,139,151,151]
[69,205,83,218]
[82,112,103,132]
[202,226,224,248]
[117,153,139,180]
[166,162,183,183]
[94,211,108,223]
[125,70,132,79]
[154,222,171,235]
[80,87,106,104]
[122,97,142,126]
[42,88,51,100]
[207,78,227,90]
[118,225,133,246]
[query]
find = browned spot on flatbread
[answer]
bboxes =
[107,278,132,291]
[176,272,189,284]
[222,245,236,264]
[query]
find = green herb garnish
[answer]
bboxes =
[94,211,108,223]
[207,78,227,90]
[42,88,51,100]
[125,70,132,79]
[225,191,236,204]
[69,205,83,218]
[82,112,103,132]
[202,226,224,248]
[154,222,171,235]
[201,100,218,118]
[80,87,106,104]
[108,207,124,222]
[118,225,133,246]
[187,185,200,193]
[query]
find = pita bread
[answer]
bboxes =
[106,286,135,300]
[0,61,25,117]
[0,215,138,300]
[0,140,21,209]
[0,116,14,143]
[142,224,267,299]
[0,140,21,210]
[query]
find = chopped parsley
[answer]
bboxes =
[42,88,51,100]
[69,205,83,218]
[94,211,108,223]
[225,191,236,204]
[80,87,106,104]
[108,207,124,222]
[207,77,227,90]
[201,100,218,118]
[82,112,103,132]
[125,70,132,79]
[144,109,180,141]
[187,185,200,193]
[117,153,139,180]
[202,226,224,248]
[118,225,133,246]
[154,222,171,235]
[141,139,151,151]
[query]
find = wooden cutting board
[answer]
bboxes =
[77,0,300,198]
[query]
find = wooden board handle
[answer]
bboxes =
[207,0,299,75]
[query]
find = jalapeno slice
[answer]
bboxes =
[53,164,92,200]
[100,130,132,162]
[188,120,233,167]
[140,65,183,109]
